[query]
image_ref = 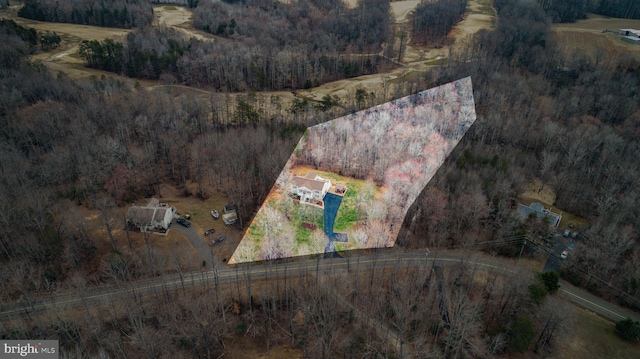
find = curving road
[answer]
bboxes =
[1,251,638,322]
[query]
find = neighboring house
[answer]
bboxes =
[516,202,562,227]
[126,198,176,232]
[223,204,238,225]
[619,29,640,37]
[290,172,331,202]
[619,29,640,44]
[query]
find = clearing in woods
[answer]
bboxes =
[552,14,640,60]
[560,306,640,359]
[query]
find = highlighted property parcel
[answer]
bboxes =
[230,77,477,263]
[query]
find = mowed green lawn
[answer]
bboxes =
[334,180,363,231]
[303,170,377,232]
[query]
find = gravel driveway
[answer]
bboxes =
[171,219,224,269]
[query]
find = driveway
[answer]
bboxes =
[323,193,343,235]
[543,233,567,273]
[171,220,222,269]
[323,193,348,255]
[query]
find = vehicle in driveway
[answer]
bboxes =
[210,235,225,246]
[561,250,568,259]
[177,218,191,227]
[211,210,219,219]
[204,228,215,236]
[563,229,570,237]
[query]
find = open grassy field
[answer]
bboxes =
[233,165,386,262]
[561,307,640,359]
[553,14,640,60]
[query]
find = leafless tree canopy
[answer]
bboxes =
[1,0,640,356]
[18,0,153,28]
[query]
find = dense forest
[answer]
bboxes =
[77,0,396,90]
[1,0,640,356]
[18,0,153,28]
[429,0,640,310]
[151,0,199,7]
[411,0,468,46]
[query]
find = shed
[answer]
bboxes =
[622,36,640,44]
[223,211,237,225]
[223,204,238,225]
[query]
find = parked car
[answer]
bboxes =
[177,218,191,227]
[560,250,568,260]
[563,229,570,237]
[211,235,225,246]
[204,228,215,236]
[571,231,578,239]
[567,243,575,250]
[211,210,219,219]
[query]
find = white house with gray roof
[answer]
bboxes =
[289,172,331,203]
[126,198,176,232]
[619,29,640,44]
[517,202,562,227]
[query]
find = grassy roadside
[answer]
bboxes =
[562,308,640,358]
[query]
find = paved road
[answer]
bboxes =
[323,193,347,255]
[2,251,639,322]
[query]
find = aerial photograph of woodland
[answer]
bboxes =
[232,78,476,263]
[1,0,640,358]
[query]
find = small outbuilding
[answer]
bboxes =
[223,204,238,225]
[622,36,640,44]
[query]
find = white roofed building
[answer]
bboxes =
[619,29,640,37]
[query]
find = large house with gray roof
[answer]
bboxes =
[126,198,176,232]
[619,29,640,44]
[289,172,331,203]
[516,202,562,227]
